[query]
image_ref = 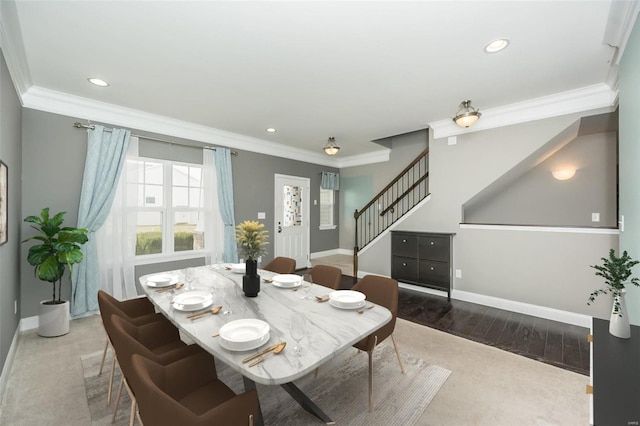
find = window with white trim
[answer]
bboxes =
[133,158,206,257]
[319,187,335,229]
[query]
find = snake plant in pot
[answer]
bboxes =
[23,208,89,337]
[588,248,640,339]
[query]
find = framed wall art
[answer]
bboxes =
[0,161,7,245]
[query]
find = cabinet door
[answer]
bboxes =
[419,236,449,262]
[392,233,418,258]
[392,256,418,283]
[419,260,449,289]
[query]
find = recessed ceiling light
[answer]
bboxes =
[88,78,109,87]
[484,38,510,53]
[266,128,277,133]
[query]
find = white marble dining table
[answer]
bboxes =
[140,265,392,424]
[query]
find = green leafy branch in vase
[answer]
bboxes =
[588,248,640,316]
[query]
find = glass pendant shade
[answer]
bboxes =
[453,100,482,128]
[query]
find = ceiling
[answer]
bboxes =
[2,1,632,161]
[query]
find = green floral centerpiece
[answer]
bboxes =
[235,220,269,297]
[235,220,269,261]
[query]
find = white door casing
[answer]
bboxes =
[274,174,310,269]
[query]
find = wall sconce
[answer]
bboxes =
[453,100,482,128]
[323,137,340,156]
[552,169,576,180]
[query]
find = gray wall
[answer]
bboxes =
[463,131,617,227]
[20,109,339,317]
[339,129,428,249]
[356,110,618,319]
[0,50,22,373]
[618,16,640,325]
[232,149,339,261]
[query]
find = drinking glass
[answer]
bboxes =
[301,273,313,300]
[290,312,307,356]
[185,267,196,291]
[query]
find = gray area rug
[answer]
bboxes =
[82,343,450,425]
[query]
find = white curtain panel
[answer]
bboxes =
[96,137,139,300]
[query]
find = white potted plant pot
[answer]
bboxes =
[38,300,70,337]
[609,290,631,339]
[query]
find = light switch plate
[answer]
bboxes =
[257,212,266,219]
[591,213,600,222]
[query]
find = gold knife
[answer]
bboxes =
[242,343,280,364]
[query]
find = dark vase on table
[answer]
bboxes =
[243,259,260,297]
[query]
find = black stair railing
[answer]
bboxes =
[353,147,429,277]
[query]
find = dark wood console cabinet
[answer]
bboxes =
[391,231,454,300]
[591,318,640,425]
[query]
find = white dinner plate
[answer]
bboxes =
[329,299,366,310]
[219,332,271,352]
[329,290,366,307]
[219,319,270,342]
[173,298,213,312]
[272,274,302,288]
[173,290,213,308]
[146,274,178,288]
[228,263,245,274]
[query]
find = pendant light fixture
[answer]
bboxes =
[453,100,482,128]
[323,137,340,156]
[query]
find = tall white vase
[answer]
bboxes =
[609,290,631,339]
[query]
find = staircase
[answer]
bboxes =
[353,147,430,276]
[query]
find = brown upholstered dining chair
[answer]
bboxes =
[351,275,405,412]
[108,314,204,425]
[309,264,342,290]
[97,291,162,404]
[262,256,296,274]
[130,352,260,426]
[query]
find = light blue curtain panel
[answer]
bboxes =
[321,171,340,190]
[72,125,131,316]
[214,147,238,263]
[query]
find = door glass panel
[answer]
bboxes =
[283,185,302,227]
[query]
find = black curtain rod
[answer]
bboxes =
[73,122,238,155]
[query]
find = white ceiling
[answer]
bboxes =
[3,1,634,161]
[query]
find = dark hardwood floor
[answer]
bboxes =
[300,270,590,376]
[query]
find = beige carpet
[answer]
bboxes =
[82,343,451,425]
[0,315,589,426]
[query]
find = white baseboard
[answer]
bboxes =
[310,248,353,259]
[360,271,591,327]
[19,316,38,332]
[453,289,591,328]
[0,326,20,405]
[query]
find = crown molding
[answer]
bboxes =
[0,1,32,98]
[605,0,640,66]
[21,86,388,168]
[335,148,390,168]
[428,83,618,140]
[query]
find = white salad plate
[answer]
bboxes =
[173,291,213,308]
[272,274,302,288]
[173,298,213,312]
[329,299,366,310]
[146,274,178,288]
[219,319,271,351]
[228,263,246,274]
[329,290,366,306]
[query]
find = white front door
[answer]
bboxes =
[274,174,310,269]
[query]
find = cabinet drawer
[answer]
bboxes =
[392,234,418,258]
[419,260,449,287]
[392,256,418,282]
[419,236,449,262]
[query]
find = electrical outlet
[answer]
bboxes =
[591,213,600,222]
